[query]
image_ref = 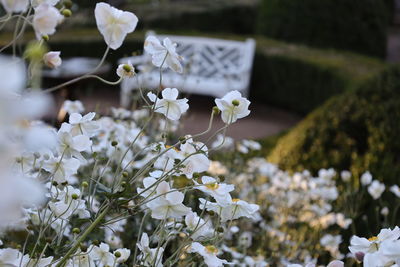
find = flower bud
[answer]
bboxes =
[122,171,129,178]
[82,181,89,188]
[212,106,220,115]
[42,35,49,42]
[72,228,80,234]
[63,0,73,8]
[80,244,88,252]
[61,9,72,17]
[71,193,79,200]
[33,152,41,159]
[43,51,62,69]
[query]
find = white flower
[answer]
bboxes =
[95,2,138,50]
[62,100,85,115]
[57,131,91,162]
[215,90,250,124]
[381,239,400,266]
[137,233,164,267]
[363,251,389,267]
[188,242,230,267]
[197,176,234,206]
[116,62,135,78]
[335,213,352,229]
[185,211,213,240]
[43,51,61,68]
[146,182,191,219]
[0,248,24,266]
[90,243,115,267]
[147,88,189,121]
[320,234,342,257]
[340,170,351,182]
[115,248,130,263]
[61,112,100,137]
[144,36,183,73]
[381,207,389,216]
[200,198,259,222]
[349,227,400,255]
[211,134,234,150]
[237,139,261,154]
[179,139,210,178]
[390,185,400,198]
[326,260,344,267]
[33,4,63,40]
[42,156,80,184]
[31,0,59,7]
[0,55,26,96]
[368,180,385,200]
[1,0,29,13]
[361,171,373,186]
[71,251,94,267]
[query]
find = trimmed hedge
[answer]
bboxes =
[257,0,390,58]
[0,29,386,114]
[268,66,400,184]
[251,39,386,114]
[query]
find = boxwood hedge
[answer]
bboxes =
[257,0,390,58]
[268,65,400,184]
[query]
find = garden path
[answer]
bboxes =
[51,87,301,141]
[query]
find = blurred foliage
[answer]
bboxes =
[268,65,400,185]
[256,0,390,58]
[251,38,386,114]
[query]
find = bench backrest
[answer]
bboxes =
[145,32,256,91]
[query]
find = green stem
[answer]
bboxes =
[55,204,111,267]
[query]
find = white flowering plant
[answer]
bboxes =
[0,1,399,267]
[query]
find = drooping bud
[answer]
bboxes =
[61,9,72,17]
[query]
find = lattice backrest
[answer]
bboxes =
[146,32,256,82]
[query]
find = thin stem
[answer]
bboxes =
[43,46,111,93]
[55,204,111,267]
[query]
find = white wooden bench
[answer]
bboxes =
[119,31,256,107]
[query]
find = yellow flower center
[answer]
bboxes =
[205,183,219,190]
[205,245,218,254]
[368,236,378,242]
[232,198,240,203]
[166,145,179,152]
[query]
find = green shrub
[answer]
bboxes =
[257,0,389,58]
[145,4,257,35]
[268,65,400,184]
[251,39,386,114]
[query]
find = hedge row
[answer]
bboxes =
[268,66,400,185]
[251,38,386,114]
[0,30,386,114]
[256,0,390,58]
